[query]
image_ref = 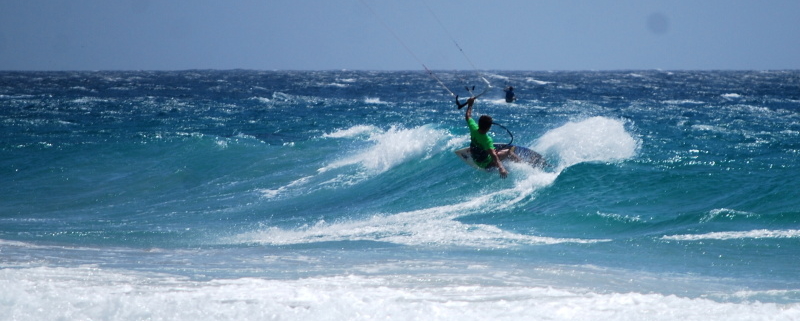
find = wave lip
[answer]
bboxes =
[319,125,448,174]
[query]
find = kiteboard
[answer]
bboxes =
[454,144,547,170]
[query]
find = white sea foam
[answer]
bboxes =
[663,99,705,105]
[259,175,314,199]
[596,211,642,223]
[324,82,349,88]
[692,124,728,133]
[271,92,296,101]
[486,98,510,105]
[662,229,800,241]
[248,96,271,104]
[321,125,380,138]
[264,125,448,197]
[534,116,639,169]
[363,97,389,104]
[0,94,35,99]
[722,93,742,99]
[484,73,509,81]
[525,77,552,85]
[320,125,448,174]
[700,208,757,223]
[237,182,603,248]
[2,266,797,321]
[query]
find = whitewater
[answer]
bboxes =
[1,70,799,320]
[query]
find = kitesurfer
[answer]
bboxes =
[456,96,518,178]
[504,86,517,103]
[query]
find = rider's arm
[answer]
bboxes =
[463,97,475,120]
[489,149,508,178]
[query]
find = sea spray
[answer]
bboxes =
[534,116,639,169]
[320,125,450,174]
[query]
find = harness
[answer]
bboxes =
[469,141,490,163]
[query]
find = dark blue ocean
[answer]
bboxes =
[1,70,799,320]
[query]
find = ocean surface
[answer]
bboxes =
[1,70,799,320]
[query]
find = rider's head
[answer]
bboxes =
[478,115,493,132]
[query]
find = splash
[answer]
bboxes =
[262,125,450,199]
[321,125,380,138]
[320,125,448,174]
[534,116,639,169]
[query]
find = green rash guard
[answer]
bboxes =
[467,118,494,169]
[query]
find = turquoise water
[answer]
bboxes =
[1,70,799,320]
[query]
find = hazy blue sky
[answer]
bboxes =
[1,0,798,71]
